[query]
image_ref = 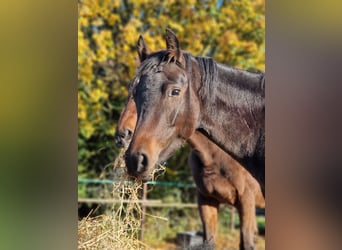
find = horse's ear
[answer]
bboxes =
[165,28,185,67]
[137,35,150,62]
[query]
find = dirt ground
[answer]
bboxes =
[145,228,265,249]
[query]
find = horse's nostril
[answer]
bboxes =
[125,128,133,141]
[125,150,149,178]
[114,128,133,148]
[136,152,148,173]
[114,134,123,148]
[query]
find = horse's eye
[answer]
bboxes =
[169,88,181,97]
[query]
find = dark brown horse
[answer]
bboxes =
[125,29,265,196]
[115,97,265,249]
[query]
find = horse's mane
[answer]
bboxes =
[191,55,265,99]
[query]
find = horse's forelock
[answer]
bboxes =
[127,51,196,105]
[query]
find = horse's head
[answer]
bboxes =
[125,29,201,181]
[114,96,137,148]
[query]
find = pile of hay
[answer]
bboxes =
[78,149,165,249]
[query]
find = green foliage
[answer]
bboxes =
[256,215,265,232]
[78,0,265,199]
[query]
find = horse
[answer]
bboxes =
[115,93,265,250]
[125,29,265,197]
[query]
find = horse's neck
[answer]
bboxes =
[187,131,218,167]
[188,131,247,175]
[196,63,265,160]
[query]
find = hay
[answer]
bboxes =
[78,149,166,249]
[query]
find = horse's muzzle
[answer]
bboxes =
[125,150,149,179]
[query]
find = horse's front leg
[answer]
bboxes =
[197,192,219,247]
[237,194,257,250]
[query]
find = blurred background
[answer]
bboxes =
[2,0,341,249]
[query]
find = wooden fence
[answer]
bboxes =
[78,179,246,240]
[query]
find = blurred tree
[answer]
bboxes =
[78,0,264,199]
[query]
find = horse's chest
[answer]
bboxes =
[195,169,237,204]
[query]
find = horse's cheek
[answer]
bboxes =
[180,116,196,138]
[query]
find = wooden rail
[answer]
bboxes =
[78,198,197,208]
